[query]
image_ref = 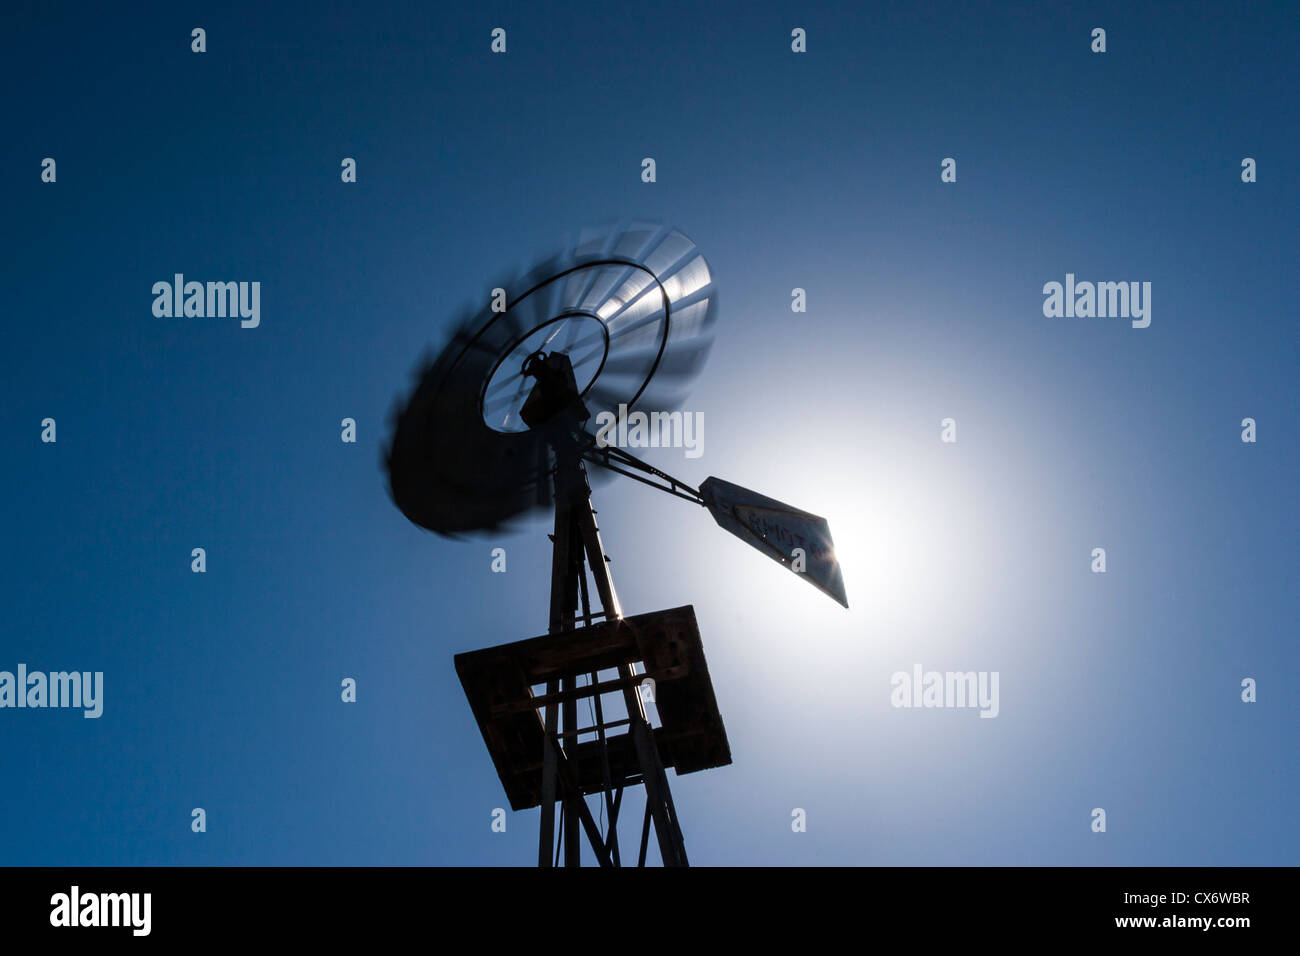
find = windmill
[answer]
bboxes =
[384,223,847,866]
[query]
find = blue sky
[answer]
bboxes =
[2,0,1296,865]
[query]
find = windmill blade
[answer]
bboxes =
[597,338,714,383]
[581,378,643,413]
[384,221,720,536]
[642,228,697,278]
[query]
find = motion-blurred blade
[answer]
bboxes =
[599,338,713,381]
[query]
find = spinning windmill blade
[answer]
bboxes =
[384,222,720,536]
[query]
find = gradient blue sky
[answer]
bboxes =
[3,0,1296,865]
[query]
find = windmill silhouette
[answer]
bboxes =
[385,223,846,866]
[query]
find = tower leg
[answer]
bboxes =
[537,446,690,867]
[539,478,579,866]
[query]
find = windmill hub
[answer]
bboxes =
[481,313,608,433]
[519,351,590,432]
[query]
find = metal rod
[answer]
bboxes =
[580,434,703,500]
[562,508,582,868]
[638,801,652,867]
[575,466,622,620]
[579,435,706,505]
[607,786,624,866]
[553,750,613,868]
[538,475,576,866]
[527,675,644,710]
[555,717,631,741]
[581,457,707,505]
[590,666,619,862]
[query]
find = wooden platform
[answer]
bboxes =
[455,605,731,811]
